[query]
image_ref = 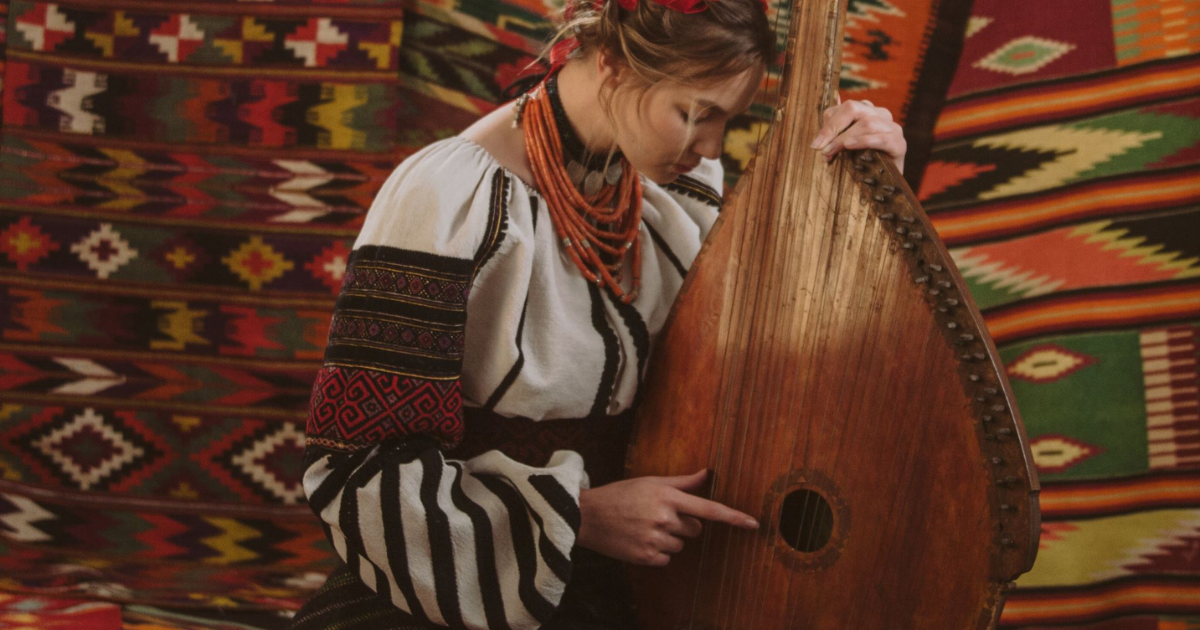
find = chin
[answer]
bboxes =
[645,166,682,186]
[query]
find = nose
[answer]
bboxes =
[692,126,724,161]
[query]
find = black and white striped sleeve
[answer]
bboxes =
[302,143,589,630]
[303,442,587,630]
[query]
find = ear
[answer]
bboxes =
[594,49,622,84]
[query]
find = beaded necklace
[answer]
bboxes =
[545,76,626,197]
[516,74,642,304]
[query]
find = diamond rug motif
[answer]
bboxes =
[928,0,1200,625]
[0,0,977,618]
[17,408,161,492]
[975,36,1076,76]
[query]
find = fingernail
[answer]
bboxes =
[810,134,825,149]
[744,518,759,529]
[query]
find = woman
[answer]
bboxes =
[291,0,906,627]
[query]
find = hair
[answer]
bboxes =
[530,0,775,162]
[552,0,776,88]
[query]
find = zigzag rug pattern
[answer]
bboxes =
[0,0,968,613]
[0,0,389,607]
[0,593,299,630]
[952,209,1200,310]
[925,0,1200,626]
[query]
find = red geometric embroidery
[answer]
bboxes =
[329,314,464,355]
[342,266,469,306]
[306,366,463,451]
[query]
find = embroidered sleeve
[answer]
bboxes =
[303,147,588,630]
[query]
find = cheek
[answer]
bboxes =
[646,112,688,155]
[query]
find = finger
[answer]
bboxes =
[678,515,704,538]
[820,118,898,159]
[812,106,846,149]
[814,101,881,151]
[820,131,864,160]
[659,469,708,491]
[658,533,685,554]
[663,514,703,539]
[647,553,671,567]
[841,132,906,162]
[671,492,759,529]
[636,549,672,567]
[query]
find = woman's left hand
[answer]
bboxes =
[811,97,906,173]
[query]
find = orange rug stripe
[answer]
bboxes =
[985,285,1200,343]
[1003,583,1200,625]
[1040,474,1200,517]
[930,170,1200,244]
[935,61,1200,139]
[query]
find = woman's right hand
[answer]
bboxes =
[575,469,760,566]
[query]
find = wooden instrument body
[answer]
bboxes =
[624,1,1040,628]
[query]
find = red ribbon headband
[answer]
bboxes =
[550,0,768,67]
[578,0,768,19]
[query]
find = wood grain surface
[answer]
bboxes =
[624,0,1040,627]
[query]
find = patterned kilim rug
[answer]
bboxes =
[0,0,967,621]
[921,0,1200,627]
[0,592,296,629]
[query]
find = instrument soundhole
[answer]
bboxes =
[778,488,834,552]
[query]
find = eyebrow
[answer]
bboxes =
[695,100,730,116]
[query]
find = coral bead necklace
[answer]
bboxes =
[516,75,643,304]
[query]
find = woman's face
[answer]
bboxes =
[606,65,764,184]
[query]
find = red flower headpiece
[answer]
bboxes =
[588,0,767,17]
[617,0,709,14]
[545,0,768,72]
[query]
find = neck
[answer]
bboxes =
[554,60,618,158]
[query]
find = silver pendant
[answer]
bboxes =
[512,93,530,129]
[583,171,605,196]
[566,160,587,186]
[605,162,623,185]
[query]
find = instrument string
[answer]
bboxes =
[684,284,735,630]
[767,23,797,630]
[710,94,772,626]
[727,62,789,627]
[780,21,850,626]
[743,3,798,614]
[800,62,833,561]
[711,5,795,614]
[736,2,795,624]
[782,157,833,630]
[717,113,774,619]
[690,0,807,624]
[685,21,784,617]
[751,124,800,630]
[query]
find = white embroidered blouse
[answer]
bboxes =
[302,135,724,630]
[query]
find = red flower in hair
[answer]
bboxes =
[657,0,709,12]
[549,38,582,68]
[612,0,766,13]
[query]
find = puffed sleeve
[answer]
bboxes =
[302,139,589,630]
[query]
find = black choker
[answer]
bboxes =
[545,72,625,196]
